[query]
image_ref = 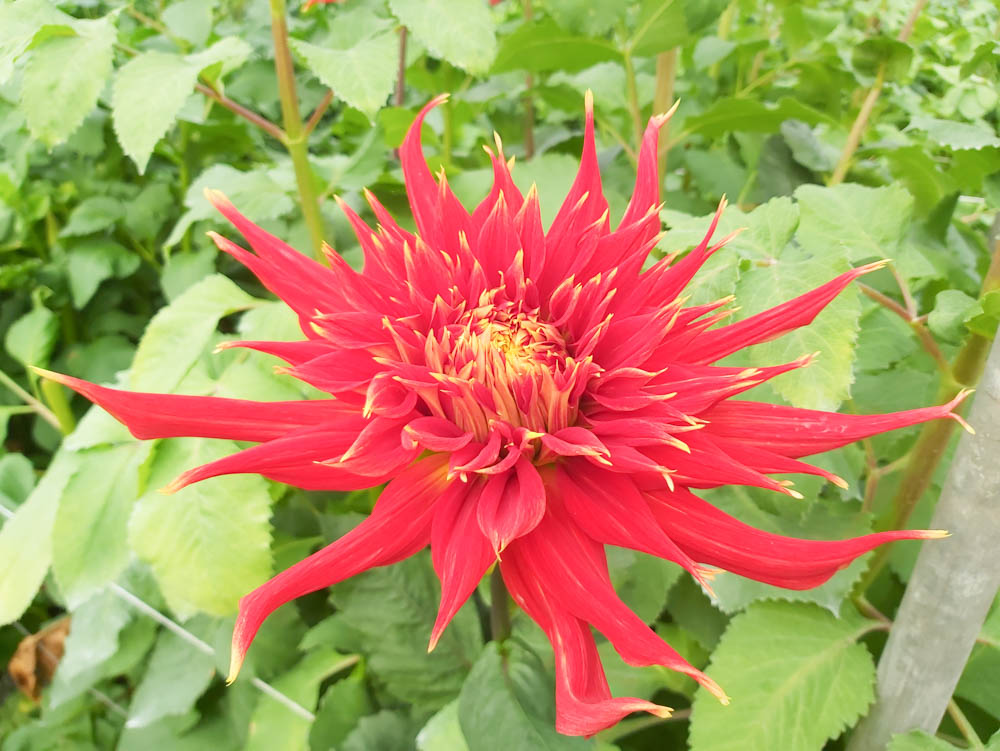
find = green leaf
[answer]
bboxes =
[66,240,140,308]
[417,701,470,751]
[129,274,257,393]
[162,0,214,47]
[928,290,979,342]
[60,196,124,237]
[245,647,357,751]
[794,183,914,263]
[330,552,483,712]
[112,52,202,174]
[0,0,72,85]
[292,33,398,121]
[48,588,132,707]
[493,18,620,74]
[342,710,417,751]
[309,668,373,751]
[852,37,913,81]
[682,97,836,139]
[389,0,496,74]
[51,442,152,608]
[0,451,80,624]
[20,16,116,146]
[629,0,688,57]
[909,116,1000,151]
[5,305,58,369]
[458,642,591,751]
[607,547,682,623]
[780,120,838,172]
[0,453,35,508]
[128,437,273,618]
[966,289,1000,339]
[689,602,876,751]
[732,242,860,411]
[887,730,961,750]
[165,165,295,248]
[127,629,217,728]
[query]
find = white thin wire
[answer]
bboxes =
[0,500,316,722]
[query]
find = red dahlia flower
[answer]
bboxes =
[40,93,969,736]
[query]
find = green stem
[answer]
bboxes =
[947,701,985,750]
[489,567,511,643]
[653,48,677,174]
[623,51,643,150]
[39,379,76,435]
[269,0,325,261]
[0,370,61,431]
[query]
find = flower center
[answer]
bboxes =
[427,300,593,438]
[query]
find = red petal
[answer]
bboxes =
[501,555,671,737]
[702,390,972,458]
[645,486,945,589]
[684,261,885,364]
[403,416,474,452]
[228,455,450,681]
[429,479,494,650]
[476,457,546,553]
[557,462,715,590]
[36,370,358,442]
[504,500,727,703]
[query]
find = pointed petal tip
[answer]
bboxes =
[830,474,849,490]
[584,89,594,113]
[226,640,246,685]
[29,366,62,383]
[919,529,950,540]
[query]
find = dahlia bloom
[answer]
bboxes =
[41,94,967,736]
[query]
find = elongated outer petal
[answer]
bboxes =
[645,486,946,589]
[684,261,886,364]
[428,479,494,651]
[34,369,358,442]
[702,390,972,458]
[476,457,546,554]
[228,455,451,682]
[557,462,714,589]
[501,553,671,736]
[504,496,728,703]
[162,422,400,493]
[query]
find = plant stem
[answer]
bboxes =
[194,82,287,142]
[0,370,61,431]
[829,0,927,185]
[39,379,75,435]
[521,0,535,159]
[395,26,407,107]
[489,567,511,643]
[653,48,677,174]
[857,282,950,376]
[269,0,326,260]
[304,89,334,137]
[947,701,985,750]
[623,51,643,151]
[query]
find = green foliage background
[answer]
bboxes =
[1,0,999,749]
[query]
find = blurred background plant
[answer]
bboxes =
[1,0,999,749]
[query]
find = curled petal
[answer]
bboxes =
[504,500,728,703]
[229,455,450,681]
[476,457,546,554]
[501,556,671,737]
